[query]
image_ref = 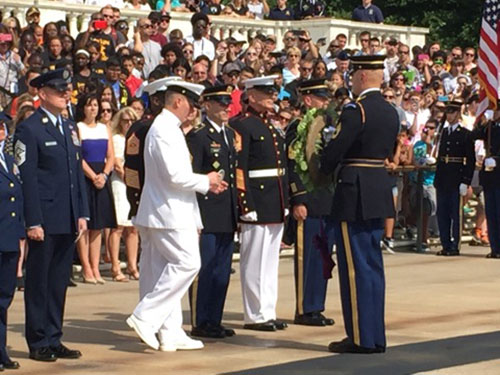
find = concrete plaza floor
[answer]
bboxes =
[6,244,500,375]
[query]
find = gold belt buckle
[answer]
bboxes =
[278,168,284,176]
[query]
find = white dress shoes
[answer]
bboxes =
[126,315,160,350]
[158,331,204,352]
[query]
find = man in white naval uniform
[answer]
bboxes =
[126,80,227,351]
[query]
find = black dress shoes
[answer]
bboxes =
[50,344,82,359]
[218,325,236,337]
[0,363,3,371]
[436,249,460,256]
[29,347,57,362]
[1,358,20,370]
[243,322,277,331]
[191,324,226,339]
[295,312,335,326]
[328,338,385,354]
[269,320,288,330]
[486,252,500,259]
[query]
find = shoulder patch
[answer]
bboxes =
[15,140,26,166]
[194,123,206,133]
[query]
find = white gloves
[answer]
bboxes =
[240,211,258,222]
[425,156,436,165]
[484,157,497,169]
[459,183,468,197]
[284,208,290,217]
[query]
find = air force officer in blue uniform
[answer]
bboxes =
[14,69,89,362]
[0,122,24,370]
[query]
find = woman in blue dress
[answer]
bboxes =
[75,94,116,284]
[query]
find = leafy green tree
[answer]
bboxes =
[276,0,482,49]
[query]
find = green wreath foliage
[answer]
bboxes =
[290,108,325,192]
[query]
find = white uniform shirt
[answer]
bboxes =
[133,108,209,230]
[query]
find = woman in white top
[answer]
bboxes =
[109,107,140,281]
[124,0,151,10]
[247,0,269,20]
[282,46,301,85]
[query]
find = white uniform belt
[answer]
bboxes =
[248,168,286,178]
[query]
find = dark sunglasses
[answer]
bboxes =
[383,95,394,99]
[102,108,113,113]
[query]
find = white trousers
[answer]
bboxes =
[239,223,284,324]
[134,226,200,340]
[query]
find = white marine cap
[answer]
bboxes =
[166,80,206,108]
[143,76,182,95]
[244,75,279,92]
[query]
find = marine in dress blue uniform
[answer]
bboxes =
[14,69,89,362]
[187,85,239,338]
[472,113,500,258]
[434,98,475,256]
[0,123,24,370]
[286,79,335,326]
[320,55,399,353]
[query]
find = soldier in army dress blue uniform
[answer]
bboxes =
[434,98,475,256]
[286,79,335,327]
[187,85,239,339]
[473,107,500,258]
[321,55,399,353]
[14,69,89,362]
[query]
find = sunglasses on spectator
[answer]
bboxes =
[285,37,296,41]
[399,50,409,55]
[279,115,291,121]
[465,52,474,57]
[301,67,313,71]
[102,108,112,113]
[393,77,404,82]
[425,126,436,130]
[383,94,394,99]
[121,118,133,123]
[141,24,153,29]
[452,54,461,58]
[288,54,300,58]
[227,71,239,78]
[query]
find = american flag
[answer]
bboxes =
[477,0,500,118]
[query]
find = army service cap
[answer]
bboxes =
[202,85,234,106]
[298,79,332,98]
[351,55,386,71]
[30,68,71,92]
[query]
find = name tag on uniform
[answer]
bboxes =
[45,141,57,147]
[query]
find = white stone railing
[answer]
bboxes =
[2,0,428,51]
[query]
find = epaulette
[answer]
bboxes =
[193,123,206,133]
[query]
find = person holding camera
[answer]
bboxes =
[75,13,116,62]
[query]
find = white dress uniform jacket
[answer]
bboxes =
[133,108,209,230]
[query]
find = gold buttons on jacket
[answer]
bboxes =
[9,182,14,188]
[11,212,16,217]
[10,197,15,202]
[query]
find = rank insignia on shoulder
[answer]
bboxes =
[234,132,242,152]
[15,140,26,166]
[194,123,205,132]
[126,133,140,156]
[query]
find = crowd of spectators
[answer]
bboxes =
[0,0,489,284]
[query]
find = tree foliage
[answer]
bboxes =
[280,0,483,49]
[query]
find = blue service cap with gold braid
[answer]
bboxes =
[351,55,386,71]
[298,79,332,98]
[202,84,234,106]
[30,68,71,92]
